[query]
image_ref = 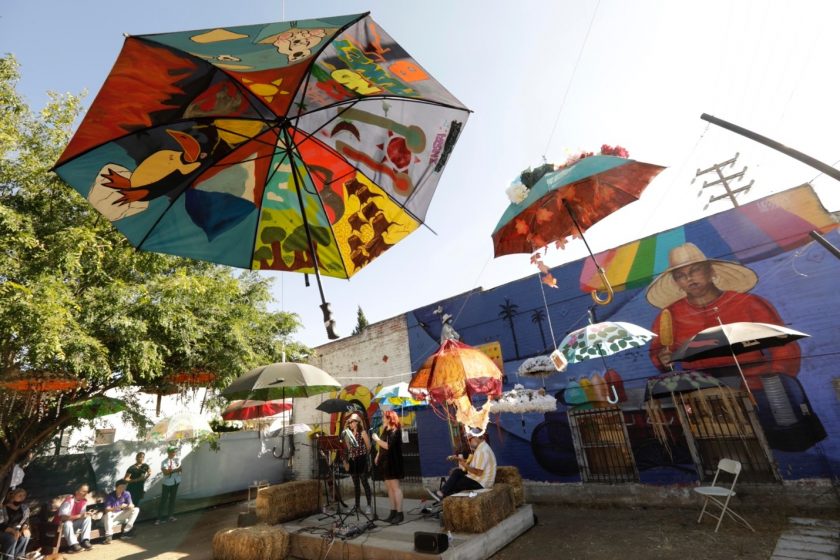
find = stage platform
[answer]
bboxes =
[283,497,535,560]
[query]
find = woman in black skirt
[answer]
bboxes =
[372,409,403,524]
[341,412,373,514]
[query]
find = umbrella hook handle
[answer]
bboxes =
[607,384,619,404]
[590,267,614,306]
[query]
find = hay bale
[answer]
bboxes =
[212,524,289,560]
[495,466,525,506]
[256,480,319,525]
[442,483,515,533]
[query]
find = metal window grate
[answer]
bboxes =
[568,406,639,483]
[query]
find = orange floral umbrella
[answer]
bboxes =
[164,369,217,386]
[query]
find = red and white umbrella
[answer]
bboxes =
[222,399,292,421]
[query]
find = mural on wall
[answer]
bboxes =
[408,185,839,484]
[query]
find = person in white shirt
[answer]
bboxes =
[431,427,496,499]
[155,446,182,525]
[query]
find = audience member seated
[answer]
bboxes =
[1,487,31,559]
[102,480,138,544]
[53,484,95,553]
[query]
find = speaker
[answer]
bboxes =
[414,531,449,554]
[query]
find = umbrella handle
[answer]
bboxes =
[590,267,614,306]
[607,385,619,404]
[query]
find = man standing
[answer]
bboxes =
[102,480,139,544]
[430,428,496,499]
[54,484,93,553]
[156,445,182,525]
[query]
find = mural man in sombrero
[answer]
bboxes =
[646,243,825,452]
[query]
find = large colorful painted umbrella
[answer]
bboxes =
[53,13,469,340]
[579,185,837,295]
[493,152,665,304]
[221,399,292,421]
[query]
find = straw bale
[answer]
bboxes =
[256,480,319,525]
[495,466,525,506]
[212,524,289,560]
[443,483,515,533]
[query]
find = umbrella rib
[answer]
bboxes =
[294,95,472,121]
[286,138,353,279]
[287,119,432,234]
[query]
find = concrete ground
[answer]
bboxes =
[41,499,811,560]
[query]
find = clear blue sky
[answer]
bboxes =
[4,0,840,347]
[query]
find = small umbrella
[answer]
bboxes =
[644,370,724,400]
[670,321,809,403]
[373,382,428,409]
[66,396,126,420]
[222,363,341,401]
[493,152,665,304]
[516,355,555,378]
[316,398,360,414]
[53,13,470,340]
[150,412,212,441]
[222,399,292,421]
[559,321,656,364]
[267,421,312,437]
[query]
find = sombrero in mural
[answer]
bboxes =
[645,243,758,308]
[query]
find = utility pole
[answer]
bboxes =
[693,152,753,209]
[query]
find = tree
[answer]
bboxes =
[498,298,520,359]
[352,306,369,335]
[531,308,548,351]
[0,55,309,486]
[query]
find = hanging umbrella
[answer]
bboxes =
[493,151,665,304]
[150,412,212,441]
[316,398,360,414]
[670,321,809,403]
[643,370,724,401]
[267,421,312,437]
[221,399,292,421]
[373,381,428,409]
[52,13,470,340]
[409,339,503,405]
[558,320,657,365]
[66,396,127,420]
[516,355,555,378]
[164,369,217,387]
[223,363,341,401]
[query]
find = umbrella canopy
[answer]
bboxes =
[559,321,657,364]
[373,381,428,409]
[52,13,469,339]
[409,339,503,405]
[493,156,664,257]
[267,421,312,437]
[644,370,724,400]
[516,355,555,378]
[150,412,212,441]
[315,398,360,414]
[221,399,292,421]
[66,396,126,419]
[222,362,341,401]
[671,322,809,362]
[670,321,809,403]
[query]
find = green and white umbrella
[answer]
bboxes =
[559,321,656,364]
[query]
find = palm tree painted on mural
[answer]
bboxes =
[531,308,548,351]
[498,298,521,359]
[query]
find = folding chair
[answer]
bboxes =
[694,458,755,533]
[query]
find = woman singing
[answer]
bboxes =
[372,409,404,524]
[341,412,373,515]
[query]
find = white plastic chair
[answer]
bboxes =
[694,458,755,533]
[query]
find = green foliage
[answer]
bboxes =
[352,305,369,335]
[0,55,308,478]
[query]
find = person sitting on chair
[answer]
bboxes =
[53,484,94,553]
[429,427,496,500]
[102,480,139,544]
[341,412,373,515]
[0,487,31,560]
